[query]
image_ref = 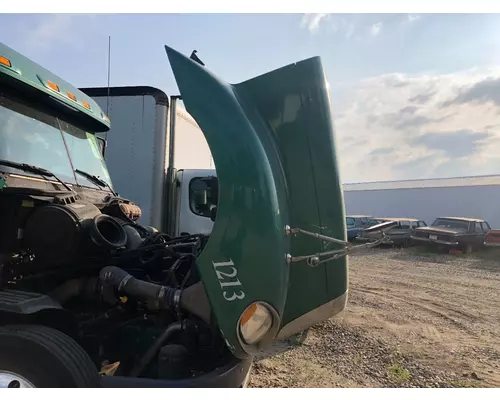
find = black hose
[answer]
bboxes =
[163,234,204,246]
[129,320,187,377]
[99,266,181,310]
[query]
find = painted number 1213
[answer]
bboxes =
[212,259,245,302]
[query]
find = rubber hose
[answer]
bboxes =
[129,320,188,377]
[99,266,180,310]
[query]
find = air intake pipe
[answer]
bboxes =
[99,266,211,323]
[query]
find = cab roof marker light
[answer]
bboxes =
[81,100,91,111]
[0,55,20,75]
[100,112,110,122]
[0,56,11,68]
[67,92,77,101]
[46,80,60,92]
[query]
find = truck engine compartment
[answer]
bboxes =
[0,186,234,382]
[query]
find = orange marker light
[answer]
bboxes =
[104,115,110,123]
[47,80,60,92]
[67,92,77,101]
[240,303,258,326]
[81,101,91,110]
[0,56,11,67]
[239,302,273,345]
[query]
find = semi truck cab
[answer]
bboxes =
[0,42,356,388]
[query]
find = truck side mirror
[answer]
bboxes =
[200,176,219,205]
[210,206,217,222]
[95,137,106,157]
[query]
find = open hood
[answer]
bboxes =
[165,46,348,358]
[363,220,399,234]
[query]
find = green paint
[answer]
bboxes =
[0,178,6,190]
[0,43,110,133]
[166,46,347,358]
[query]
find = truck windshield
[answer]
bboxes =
[59,119,112,187]
[0,93,112,189]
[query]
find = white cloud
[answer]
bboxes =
[370,22,382,36]
[300,13,357,39]
[406,14,421,23]
[300,13,331,34]
[300,15,395,40]
[343,20,356,39]
[331,67,500,183]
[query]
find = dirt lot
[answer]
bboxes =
[249,247,500,388]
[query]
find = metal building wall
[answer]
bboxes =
[343,185,500,227]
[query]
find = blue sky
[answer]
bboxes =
[2,13,500,182]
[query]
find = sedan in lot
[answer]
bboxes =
[346,215,372,241]
[358,217,428,247]
[411,217,491,253]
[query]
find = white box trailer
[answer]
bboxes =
[80,86,217,236]
[343,175,500,228]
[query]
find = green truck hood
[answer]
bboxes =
[165,46,348,358]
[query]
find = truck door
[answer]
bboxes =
[165,46,347,357]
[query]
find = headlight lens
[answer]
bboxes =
[239,302,273,345]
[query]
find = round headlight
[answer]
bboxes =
[239,302,273,345]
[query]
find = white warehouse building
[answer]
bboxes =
[342,175,500,228]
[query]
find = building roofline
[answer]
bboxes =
[343,174,500,191]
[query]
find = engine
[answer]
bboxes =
[25,200,126,266]
[0,190,227,380]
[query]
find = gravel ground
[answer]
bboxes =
[248,247,500,388]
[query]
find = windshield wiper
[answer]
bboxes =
[75,169,117,196]
[0,159,75,193]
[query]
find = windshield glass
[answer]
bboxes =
[0,93,112,189]
[346,217,355,227]
[59,119,112,187]
[431,218,470,230]
[0,94,76,183]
